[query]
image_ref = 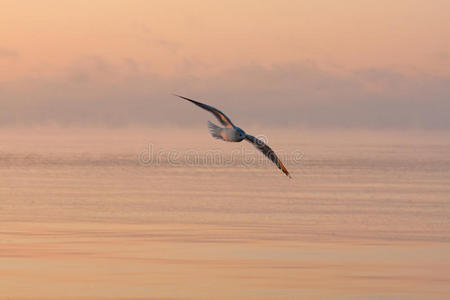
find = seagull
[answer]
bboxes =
[174,94,291,178]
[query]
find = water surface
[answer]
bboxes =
[1,128,449,299]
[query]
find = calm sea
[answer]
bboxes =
[1,127,449,299]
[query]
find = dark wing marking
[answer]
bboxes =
[174,94,235,128]
[245,134,291,178]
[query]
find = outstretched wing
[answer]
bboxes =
[174,94,235,128]
[245,134,291,178]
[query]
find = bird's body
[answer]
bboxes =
[174,94,291,178]
[208,121,246,142]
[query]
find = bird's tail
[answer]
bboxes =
[207,121,223,140]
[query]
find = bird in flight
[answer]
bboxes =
[174,94,291,178]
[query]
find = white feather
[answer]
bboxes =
[207,121,224,140]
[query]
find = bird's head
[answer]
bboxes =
[236,127,246,140]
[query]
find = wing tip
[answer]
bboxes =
[279,161,291,178]
[172,94,200,106]
[172,93,185,99]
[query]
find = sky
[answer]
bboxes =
[1,0,449,128]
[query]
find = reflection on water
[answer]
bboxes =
[1,128,450,299]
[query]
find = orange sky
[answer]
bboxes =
[1,0,449,80]
[1,0,449,128]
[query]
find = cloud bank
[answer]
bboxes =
[1,57,449,129]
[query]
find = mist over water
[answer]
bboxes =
[1,127,450,299]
